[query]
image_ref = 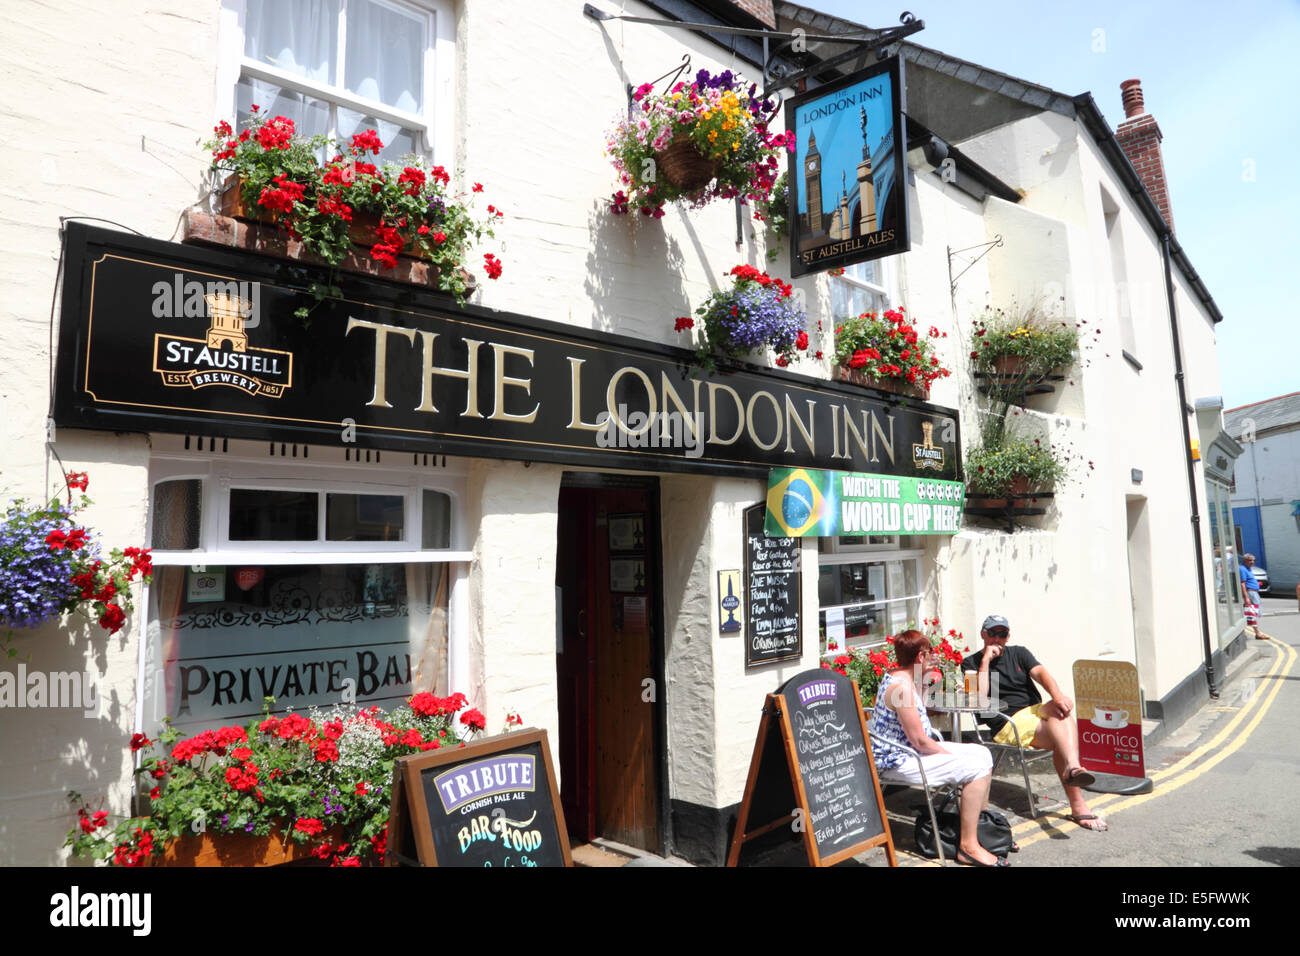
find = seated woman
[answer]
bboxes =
[867,629,1005,867]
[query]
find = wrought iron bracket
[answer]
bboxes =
[582,4,925,103]
[947,235,1004,295]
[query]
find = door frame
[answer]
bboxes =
[559,471,671,857]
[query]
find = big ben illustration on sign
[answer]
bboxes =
[786,58,908,274]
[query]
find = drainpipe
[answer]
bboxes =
[1162,233,1219,698]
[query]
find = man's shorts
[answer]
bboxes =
[1244,593,1261,626]
[993,704,1046,747]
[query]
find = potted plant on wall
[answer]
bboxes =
[674,265,809,370]
[832,309,952,398]
[204,108,502,313]
[962,437,1066,509]
[970,305,1079,398]
[606,69,793,218]
[65,693,489,867]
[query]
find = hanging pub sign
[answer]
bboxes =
[53,224,959,481]
[728,668,895,867]
[785,56,909,277]
[765,467,966,537]
[386,728,572,867]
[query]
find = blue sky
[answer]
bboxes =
[813,0,1300,409]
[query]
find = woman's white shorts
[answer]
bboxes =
[877,742,993,786]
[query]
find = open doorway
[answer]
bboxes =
[554,475,663,852]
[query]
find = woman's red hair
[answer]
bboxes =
[892,629,930,668]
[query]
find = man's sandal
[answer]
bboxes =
[1064,767,1096,788]
[1069,813,1108,832]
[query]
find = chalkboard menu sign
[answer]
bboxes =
[743,502,802,667]
[386,729,572,867]
[728,668,894,867]
[778,669,886,860]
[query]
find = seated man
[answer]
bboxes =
[963,614,1108,832]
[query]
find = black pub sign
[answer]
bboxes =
[785,56,910,277]
[54,224,958,480]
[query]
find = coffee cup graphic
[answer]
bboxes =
[1093,708,1129,728]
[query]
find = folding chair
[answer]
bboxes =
[864,707,958,865]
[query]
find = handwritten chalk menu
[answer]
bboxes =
[744,502,802,667]
[386,729,572,867]
[779,670,886,860]
[728,668,895,867]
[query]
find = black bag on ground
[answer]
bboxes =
[913,792,1014,859]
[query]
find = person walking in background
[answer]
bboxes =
[1239,553,1272,639]
[964,615,1108,832]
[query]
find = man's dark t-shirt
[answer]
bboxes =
[961,645,1042,733]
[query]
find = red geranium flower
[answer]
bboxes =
[295,817,325,837]
[459,708,487,731]
[99,604,126,634]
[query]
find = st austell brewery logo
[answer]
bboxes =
[912,421,944,471]
[153,293,293,398]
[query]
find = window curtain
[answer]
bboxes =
[245,0,338,84]
[345,0,423,113]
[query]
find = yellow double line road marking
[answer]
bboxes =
[1012,640,1297,847]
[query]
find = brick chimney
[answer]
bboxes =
[1115,78,1174,232]
[730,0,775,27]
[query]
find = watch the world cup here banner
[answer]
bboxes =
[785,56,910,277]
[765,468,965,537]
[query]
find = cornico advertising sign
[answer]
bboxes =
[786,56,910,277]
[54,224,958,481]
[1072,659,1145,779]
[765,467,965,537]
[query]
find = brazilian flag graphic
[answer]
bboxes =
[765,468,834,537]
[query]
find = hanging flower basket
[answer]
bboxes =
[675,265,809,370]
[606,69,794,216]
[656,134,720,191]
[0,472,151,638]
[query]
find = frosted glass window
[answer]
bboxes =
[152,479,202,551]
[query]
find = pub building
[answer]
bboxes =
[4,0,1236,866]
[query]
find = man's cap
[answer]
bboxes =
[982,614,1009,631]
